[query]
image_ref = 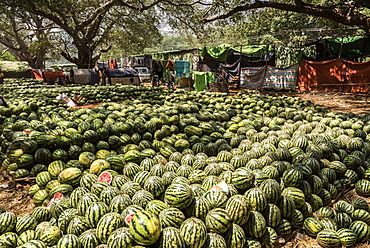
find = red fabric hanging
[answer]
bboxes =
[297,59,370,93]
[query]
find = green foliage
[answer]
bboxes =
[0,50,17,62]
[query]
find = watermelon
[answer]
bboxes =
[96,212,123,243]
[56,234,81,248]
[180,217,207,248]
[98,171,113,184]
[106,227,133,248]
[164,183,194,209]
[316,229,341,248]
[205,208,232,234]
[129,210,161,245]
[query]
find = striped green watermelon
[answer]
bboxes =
[204,189,228,209]
[246,211,266,238]
[164,183,194,209]
[16,214,38,234]
[106,227,133,248]
[263,203,282,228]
[203,232,227,248]
[180,217,207,248]
[184,196,211,221]
[224,223,247,248]
[259,226,278,248]
[17,229,36,246]
[304,217,323,237]
[56,234,81,248]
[337,228,357,247]
[205,208,232,234]
[110,194,133,214]
[335,212,353,229]
[316,229,341,248]
[355,179,370,196]
[56,208,78,233]
[145,200,168,216]
[58,167,82,186]
[0,212,17,234]
[85,202,109,228]
[320,218,338,231]
[281,187,305,208]
[96,212,123,243]
[244,187,267,212]
[225,194,251,226]
[38,225,62,246]
[349,220,370,242]
[17,240,46,248]
[0,232,18,248]
[79,229,100,248]
[129,210,161,245]
[159,207,186,229]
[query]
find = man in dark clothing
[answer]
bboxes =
[0,69,3,84]
[48,78,55,85]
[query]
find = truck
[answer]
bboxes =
[133,66,151,83]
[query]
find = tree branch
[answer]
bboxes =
[115,0,209,11]
[202,1,370,31]
[24,0,75,37]
[79,0,116,27]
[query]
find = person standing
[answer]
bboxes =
[0,69,4,84]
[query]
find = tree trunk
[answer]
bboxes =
[61,49,98,69]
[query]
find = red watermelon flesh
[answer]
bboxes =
[125,213,135,225]
[98,171,112,184]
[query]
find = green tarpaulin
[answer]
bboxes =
[199,44,274,62]
[199,45,229,62]
[316,36,370,60]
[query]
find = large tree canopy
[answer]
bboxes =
[202,0,370,32]
[0,3,55,68]
[1,0,165,68]
[1,0,368,69]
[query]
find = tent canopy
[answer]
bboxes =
[106,68,138,78]
[70,69,99,85]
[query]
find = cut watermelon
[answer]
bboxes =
[46,192,65,209]
[125,213,135,225]
[98,171,112,184]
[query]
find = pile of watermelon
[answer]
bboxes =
[1,78,370,247]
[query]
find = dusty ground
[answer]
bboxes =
[1,90,370,247]
[0,172,35,216]
[268,91,370,115]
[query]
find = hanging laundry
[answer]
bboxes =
[193,71,216,92]
[175,60,191,78]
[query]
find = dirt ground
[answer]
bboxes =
[268,91,370,115]
[0,172,35,216]
[1,90,370,245]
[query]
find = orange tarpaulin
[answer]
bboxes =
[32,69,44,80]
[297,59,370,93]
[42,71,65,82]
